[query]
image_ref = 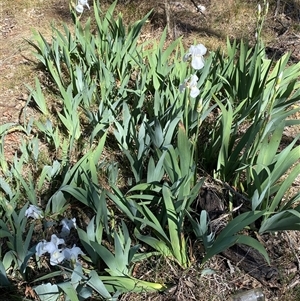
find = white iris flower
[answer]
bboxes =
[60,217,77,237]
[64,245,85,267]
[75,0,90,14]
[35,234,66,266]
[25,205,43,219]
[36,234,65,258]
[50,249,65,266]
[183,44,207,70]
[35,219,84,266]
[189,74,200,97]
[179,74,200,98]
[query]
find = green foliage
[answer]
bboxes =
[202,40,300,185]
[0,203,35,281]
[198,39,300,238]
[202,211,270,264]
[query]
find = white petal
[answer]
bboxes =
[63,248,71,260]
[71,218,77,229]
[50,250,65,265]
[60,219,71,232]
[64,245,84,262]
[188,45,197,55]
[189,74,199,86]
[75,4,84,13]
[25,208,33,218]
[36,241,47,256]
[191,55,205,70]
[79,0,90,9]
[60,218,76,235]
[71,245,84,257]
[25,205,43,219]
[50,234,65,248]
[190,86,200,98]
[195,44,207,55]
[43,242,57,254]
[33,212,40,219]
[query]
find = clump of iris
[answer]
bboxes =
[26,204,84,267]
[36,234,84,267]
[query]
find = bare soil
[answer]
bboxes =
[1,0,300,300]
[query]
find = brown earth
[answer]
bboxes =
[1,0,300,300]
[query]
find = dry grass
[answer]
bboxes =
[1,0,300,300]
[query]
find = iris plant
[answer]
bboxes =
[35,217,83,266]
